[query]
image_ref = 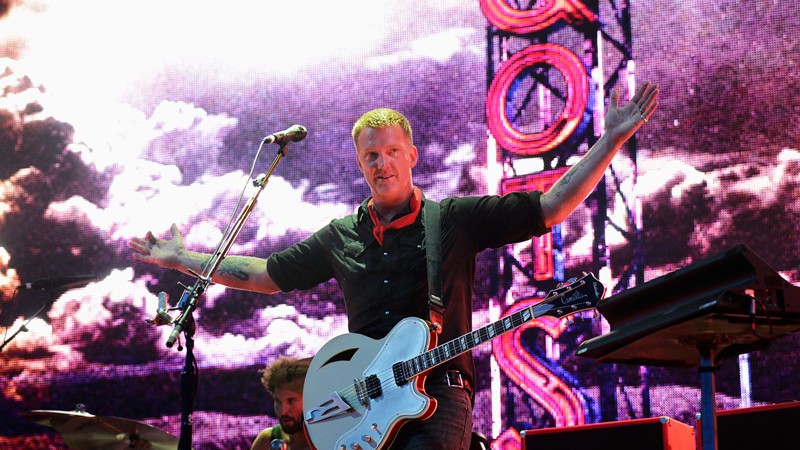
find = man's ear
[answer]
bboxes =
[409,145,418,168]
[355,154,365,175]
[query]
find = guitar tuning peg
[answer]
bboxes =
[557,277,577,289]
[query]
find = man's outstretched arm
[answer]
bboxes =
[129,223,281,294]
[541,82,659,227]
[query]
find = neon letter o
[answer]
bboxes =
[486,43,589,156]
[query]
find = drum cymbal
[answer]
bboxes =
[22,410,179,450]
[21,409,95,429]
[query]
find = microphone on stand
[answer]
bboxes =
[22,275,97,291]
[262,125,308,145]
[269,438,287,450]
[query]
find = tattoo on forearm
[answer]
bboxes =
[217,260,250,281]
[553,145,604,197]
[218,267,250,281]
[555,171,574,197]
[198,256,250,281]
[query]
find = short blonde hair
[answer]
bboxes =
[351,108,413,145]
[260,356,311,395]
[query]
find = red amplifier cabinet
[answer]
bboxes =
[522,416,696,450]
[697,401,800,450]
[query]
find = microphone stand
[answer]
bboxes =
[153,141,295,450]
[0,288,60,352]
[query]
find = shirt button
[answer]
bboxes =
[383,279,389,284]
[384,310,390,315]
[383,251,389,256]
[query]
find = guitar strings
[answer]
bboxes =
[313,279,594,417]
[325,306,543,409]
[324,303,563,408]
[326,365,408,414]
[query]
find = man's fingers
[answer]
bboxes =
[610,89,619,108]
[642,100,659,121]
[641,84,659,108]
[128,238,150,255]
[639,85,659,121]
[630,82,649,104]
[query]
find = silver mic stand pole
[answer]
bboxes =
[149,138,298,450]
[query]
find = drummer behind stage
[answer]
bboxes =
[251,356,311,450]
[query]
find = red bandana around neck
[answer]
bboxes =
[367,187,422,245]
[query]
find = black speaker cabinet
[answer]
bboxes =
[522,416,695,450]
[697,401,800,450]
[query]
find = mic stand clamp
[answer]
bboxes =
[145,141,294,450]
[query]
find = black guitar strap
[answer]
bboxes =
[423,197,444,334]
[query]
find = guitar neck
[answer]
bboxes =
[392,274,601,383]
[399,299,555,378]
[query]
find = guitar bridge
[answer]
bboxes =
[354,378,369,407]
[305,390,353,424]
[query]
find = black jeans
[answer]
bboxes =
[388,384,474,450]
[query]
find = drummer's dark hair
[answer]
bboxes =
[260,356,311,395]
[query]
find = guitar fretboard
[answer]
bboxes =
[400,301,556,378]
[389,275,600,386]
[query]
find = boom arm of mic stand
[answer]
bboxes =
[166,144,289,347]
[1,289,58,352]
[167,143,292,450]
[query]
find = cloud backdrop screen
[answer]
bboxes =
[1,1,799,449]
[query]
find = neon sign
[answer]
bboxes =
[494,298,587,426]
[501,167,569,281]
[486,43,589,156]
[480,0,597,34]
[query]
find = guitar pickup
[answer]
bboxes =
[305,391,353,424]
[365,374,382,399]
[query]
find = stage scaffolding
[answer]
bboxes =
[481,0,647,429]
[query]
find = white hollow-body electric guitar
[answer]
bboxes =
[303,273,605,450]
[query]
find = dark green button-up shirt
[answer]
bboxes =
[267,190,550,391]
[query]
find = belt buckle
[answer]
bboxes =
[444,370,464,388]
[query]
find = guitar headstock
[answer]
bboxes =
[539,272,606,319]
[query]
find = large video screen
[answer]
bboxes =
[2,1,798,449]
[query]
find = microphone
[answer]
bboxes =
[269,438,287,450]
[23,275,97,291]
[262,125,308,145]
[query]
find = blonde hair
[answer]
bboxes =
[260,356,311,395]
[351,108,413,145]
